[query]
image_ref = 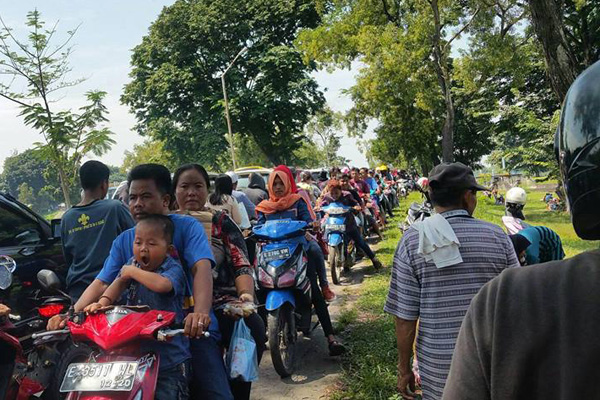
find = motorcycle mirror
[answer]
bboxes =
[37,269,62,292]
[0,265,12,290]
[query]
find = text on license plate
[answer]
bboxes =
[262,248,290,262]
[60,361,138,392]
[326,224,346,232]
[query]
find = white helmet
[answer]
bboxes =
[417,177,429,190]
[506,187,527,205]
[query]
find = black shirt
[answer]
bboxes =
[443,249,600,400]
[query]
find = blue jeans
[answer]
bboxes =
[155,361,190,400]
[190,336,234,400]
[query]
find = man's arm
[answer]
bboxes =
[184,259,213,338]
[395,317,418,400]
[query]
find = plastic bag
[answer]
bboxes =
[226,319,258,382]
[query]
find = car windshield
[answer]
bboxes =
[237,173,269,189]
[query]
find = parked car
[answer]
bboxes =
[0,193,67,319]
[235,166,272,189]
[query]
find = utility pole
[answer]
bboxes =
[219,46,248,170]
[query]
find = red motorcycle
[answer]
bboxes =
[34,271,204,400]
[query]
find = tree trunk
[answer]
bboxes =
[440,90,455,163]
[527,0,579,101]
[57,166,72,208]
[430,0,455,163]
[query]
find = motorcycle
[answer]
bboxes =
[401,195,433,233]
[253,219,312,378]
[0,258,79,400]
[322,203,355,285]
[33,269,202,400]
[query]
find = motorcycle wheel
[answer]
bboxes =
[44,341,92,400]
[328,246,342,285]
[268,303,296,378]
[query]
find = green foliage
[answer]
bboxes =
[1,149,60,212]
[300,107,348,167]
[0,11,115,207]
[108,166,128,184]
[121,139,177,174]
[122,0,325,170]
[17,183,34,206]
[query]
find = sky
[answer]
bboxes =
[0,1,372,171]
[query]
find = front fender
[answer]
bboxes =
[265,290,296,311]
[328,233,344,247]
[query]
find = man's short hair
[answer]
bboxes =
[80,161,110,190]
[430,187,472,208]
[127,164,172,196]
[137,214,174,244]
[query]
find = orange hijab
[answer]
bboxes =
[255,170,302,215]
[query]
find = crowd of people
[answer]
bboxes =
[386,60,600,400]
[33,160,404,400]
[2,60,597,400]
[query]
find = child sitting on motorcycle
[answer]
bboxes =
[318,180,383,270]
[84,215,190,400]
[256,169,345,356]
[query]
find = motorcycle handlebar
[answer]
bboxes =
[31,328,70,340]
[156,328,210,341]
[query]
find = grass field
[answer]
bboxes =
[332,188,598,400]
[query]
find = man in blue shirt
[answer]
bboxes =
[49,164,233,400]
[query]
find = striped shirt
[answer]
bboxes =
[518,226,565,265]
[384,209,520,399]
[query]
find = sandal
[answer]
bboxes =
[328,340,346,356]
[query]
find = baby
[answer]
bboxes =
[85,214,190,399]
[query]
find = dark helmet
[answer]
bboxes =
[555,60,600,239]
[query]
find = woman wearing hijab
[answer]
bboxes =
[242,173,269,206]
[256,169,345,356]
[271,165,336,302]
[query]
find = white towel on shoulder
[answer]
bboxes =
[414,214,462,269]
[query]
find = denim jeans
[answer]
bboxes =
[155,361,191,400]
[347,229,376,260]
[190,336,234,400]
[307,239,329,288]
[215,310,266,400]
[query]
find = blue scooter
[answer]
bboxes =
[253,219,312,378]
[322,202,356,285]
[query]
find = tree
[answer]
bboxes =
[1,148,60,212]
[0,11,115,207]
[122,0,325,169]
[121,139,177,174]
[304,108,346,166]
[522,0,600,101]
[300,0,489,163]
[17,183,34,207]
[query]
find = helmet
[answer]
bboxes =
[506,187,527,205]
[556,60,600,239]
[417,177,429,190]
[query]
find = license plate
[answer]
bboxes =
[262,248,290,263]
[326,224,346,232]
[60,361,138,392]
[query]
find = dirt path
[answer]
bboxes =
[251,251,380,400]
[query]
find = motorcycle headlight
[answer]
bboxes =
[258,268,274,288]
